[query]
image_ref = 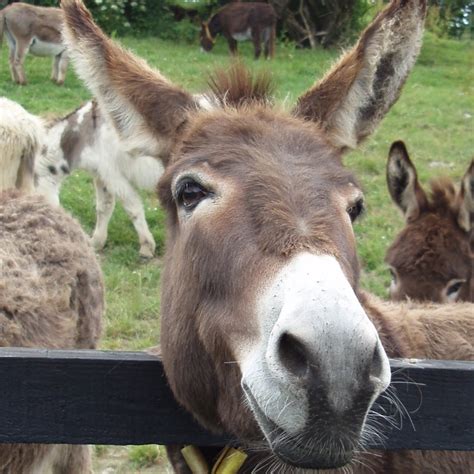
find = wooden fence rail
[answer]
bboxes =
[0,348,472,451]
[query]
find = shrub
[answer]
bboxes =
[12,0,472,43]
[426,1,473,38]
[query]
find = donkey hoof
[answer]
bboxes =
[90,236,106,252]
[139,248,154,260]
[139,242,155,260]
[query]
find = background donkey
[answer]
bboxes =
[38,100,164,259]
[0,3,68,85]
[386,141,473,302]
[200,2,276,59]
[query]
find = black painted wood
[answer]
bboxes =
[0,348,472,451]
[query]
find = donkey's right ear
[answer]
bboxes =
[457,160,474,232]
[387,141,428,221]
[61,0,196,159]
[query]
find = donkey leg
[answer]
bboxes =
[251,28,262,59]
[52,445,92,474]
[227,37,238,56]
[51,55,60,82]
[91,176,116,251]
[12,42,29,85]
[55,52,69,85]
[8,45,20,84]
[264,27,275,59]
[116,180,156,259]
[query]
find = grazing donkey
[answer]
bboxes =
[62,0,473,472]
[0,3,68,85]
[386,141,474,302]
[0,105,104,473]
[0,97,43,194]
[39,100,164,258]
[200,2,276,59]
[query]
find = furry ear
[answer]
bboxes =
[295,0,427,151]
[387,141,428,222]
[457,160,474,232]
[60,0,195,161]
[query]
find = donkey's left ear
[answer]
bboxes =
[295,0,427,151]
[61,0,196,160]
[457,161,474,232]
[386,141,427,222]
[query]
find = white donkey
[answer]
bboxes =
[39,101,164,259]
[0,3,68,85]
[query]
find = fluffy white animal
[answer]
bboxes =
[0,97,43,193]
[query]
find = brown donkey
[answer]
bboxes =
[386,141,474,302]
[200,2,276,59]
[61,0,473,472]
[0,3,68,85]
[0,190,104,473]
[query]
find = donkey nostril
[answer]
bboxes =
[370,341,384,381]
[277,332,309,378]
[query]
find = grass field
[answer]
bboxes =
[1,32,473,472]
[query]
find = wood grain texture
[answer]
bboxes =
[0,349,472,451]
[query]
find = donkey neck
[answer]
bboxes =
[208,14,222,38]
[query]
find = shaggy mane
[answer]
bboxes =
[207,62,274,108]
[428,177,458,213]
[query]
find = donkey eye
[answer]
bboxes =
[176,179,210,211]
[389,268,397,281]
[347,199,365,222]
[446,280,464,297]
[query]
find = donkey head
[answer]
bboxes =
[61,0,426,469]
[386,141,474,302]
[200,21,215,52]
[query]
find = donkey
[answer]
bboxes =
[62,0,473,471]
[0,3,68,85]
[0,103,104,472]
[200,2,276,59]
[386,141,474,303]
[39,100,164,259]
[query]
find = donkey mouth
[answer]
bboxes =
[242,383,356,469]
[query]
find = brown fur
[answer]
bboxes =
[200,3,277,59]
[0,190,104,473]
[61,3,195,163]
[207,62,274,108]
[386,142,473,302]
[295,0,427,150]
[60,1,473,472]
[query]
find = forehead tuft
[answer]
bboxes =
[207,63,275,108]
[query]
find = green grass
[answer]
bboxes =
[1,32,472,346]
[1,32,473,472]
